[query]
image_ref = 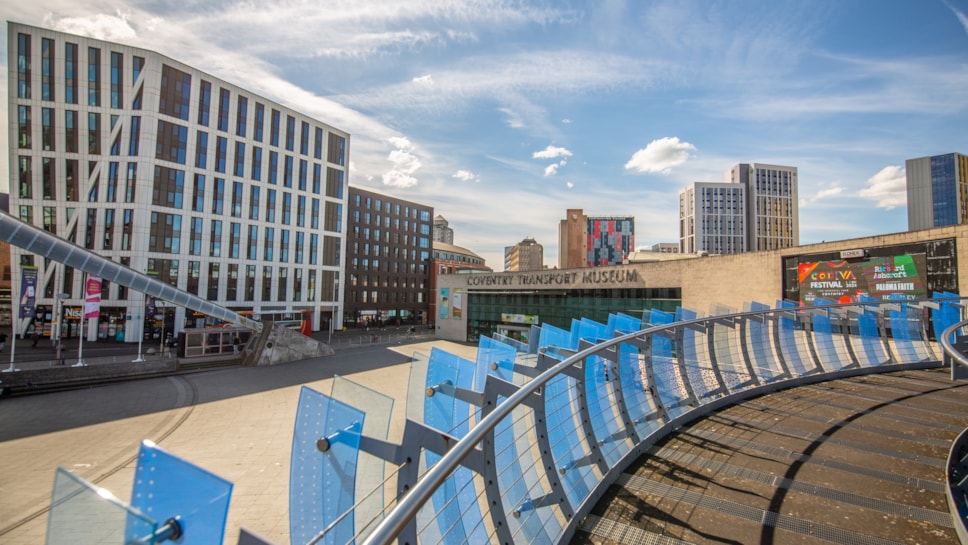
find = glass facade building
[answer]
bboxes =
[8,22,349,341]
[906,152,968,231]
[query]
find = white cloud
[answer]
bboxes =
[387,136,414,151]
[562,118,573,124]
[499,107,525,129]
[47,11,138,41]
[566,181,574,188]
[413,74,434,85]
[624,137,695,174]
[943,0,968,37]
[858,165,906,210]
[543,158,568,177]
[533,145,573,159]
[452,170,479,182]
[800,186,845,207]
[382,138,422,188]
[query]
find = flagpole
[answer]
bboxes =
[74,315,86,366]
[133,291,145,362]
[4,319,23,373]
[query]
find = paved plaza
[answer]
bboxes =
[0,337,477,544]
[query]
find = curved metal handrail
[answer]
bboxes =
[360,297,953,545]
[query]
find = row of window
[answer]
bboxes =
[16,108,346,202]
[347,290,426,304]
[22,253,337,305]
[16,32,347,166]
[17,33,144,108]
[353,193,432,221]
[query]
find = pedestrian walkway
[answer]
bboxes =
[572,367,968,545]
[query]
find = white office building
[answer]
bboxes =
[679,182,747,254]
[8,22,349,341]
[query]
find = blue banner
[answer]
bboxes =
[19,266,37,319]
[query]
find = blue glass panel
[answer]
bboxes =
[888,296,926,363]
[676,307,715,400]
[932,291,962,345]
[420,348,487,544]
[811,299,846,371]
[568,318,582,350]
[494,398,557,545]
[776,300,809,376]
[583,331,627,466]
[48,468,157,545]
[289,387,363,545]
[545,373,594,507]
[538,323,574,352]
[479,336,517,382]
[130,440,233,545]
[609,313,641,336]
[747,301,779,381]
[648,309,688,417]
[856,295,889,365]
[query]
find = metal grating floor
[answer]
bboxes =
[571,368,968,545]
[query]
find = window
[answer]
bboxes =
[210,220,222,257]
[156,120,188,164]
[195,131,208,168]
[254,103,265,142]
[231,182,243,218]
[264,227,274,261]
[234,142,245,177]
[198,80,211,126]
[88,112,101,154]
[300,121,309,155]
[251,147,262,181]
[192,174,206,212]
[41,38,54,101]
[285,115,295,151]
[236,96,248,137]
[250,186,261,220]
[65,43,78,104]
[215,136,227,173]
[42,108,54,151]
[17,106,31,149]
[190,217,203,255]
[159,65,193,120]
[110,51,123,108]
[212,178,224,214]
[328,133,346,166]
[230,222,241,258]
[266,189,276,222]
[270,109,280,147]
[217,88,230,132]
[65,110,77,152]
[17,33,31,99]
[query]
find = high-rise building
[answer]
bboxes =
[345,186,433,327]
[679,163,798,255]
[504,237,544,272]
[906,152,968,231]
[8,22,349,339]
[558,209,634,268]
[730,163,799,252]
[679,182,746,254]
[433,215,454,244]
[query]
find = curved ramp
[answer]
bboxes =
[575,367,968,545]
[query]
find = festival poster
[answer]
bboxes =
[439,288,450,319]
[19,266,38,318]
[798,254,928,304]
[857,254,927,301]
[453,289,463,320]
[85,275,102,318]
[797,260,866,304]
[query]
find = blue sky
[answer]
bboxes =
[2,1,967,268]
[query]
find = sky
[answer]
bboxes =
[2,1,967,269]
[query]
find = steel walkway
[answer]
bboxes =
[573,367,968,545]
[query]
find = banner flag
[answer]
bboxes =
[18,266,38,319]
[84,275,102,319]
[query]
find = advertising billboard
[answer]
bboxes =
[798,254,927,304]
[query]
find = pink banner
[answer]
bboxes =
[84,275,102,318]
